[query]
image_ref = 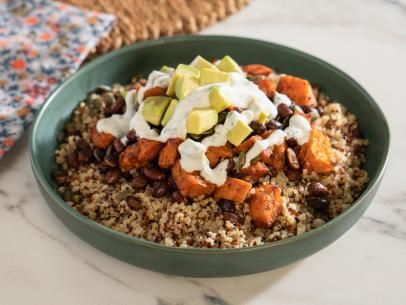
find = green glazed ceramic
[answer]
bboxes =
[30,35,390,277]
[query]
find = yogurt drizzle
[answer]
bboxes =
[96,58,311,186]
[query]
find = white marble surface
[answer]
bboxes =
[1,0,405,304]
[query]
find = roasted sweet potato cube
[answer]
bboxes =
[158,138,182,168]
[137,138,163,162]
[249,183,283,228]
[119,143,147,171]
[263,141,287,170]
[91,126,114,149]
[214,177,252,203]
[277,75,317,107]
[171,161,216,199]
[300,129,336,174]
[242,64,273,76]
[143,86,166,99]
[206,144,233,167]
[256,78,275,98]
[259,147,273,161]
[234,135,261,153]
[239,162,269,181]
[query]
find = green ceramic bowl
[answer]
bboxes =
[30,35,390,277]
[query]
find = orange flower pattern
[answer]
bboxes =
[0,0,115,159]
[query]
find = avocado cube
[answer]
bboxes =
[217,55,243,73]
[257,111,268,124]
[175,75,199,100]
[200,68,230,85]
[166,64,200,96]
[227,120,253,146]
[142,96,172,126]
[209,87,232,112]
[161,99,179,126]
[160,65,174,73]
[191,55,219,71]
[186,109,218,135]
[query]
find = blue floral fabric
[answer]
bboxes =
[0,0,115,158]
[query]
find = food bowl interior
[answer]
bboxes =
[34,36,388,196]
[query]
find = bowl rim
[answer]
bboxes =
[30,34,390,254]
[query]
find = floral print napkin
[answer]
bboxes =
[0,0,115,159]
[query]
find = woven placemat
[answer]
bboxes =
[60,0,251,60]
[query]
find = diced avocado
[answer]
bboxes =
[161,99,179,126]
[160,65,174,73]
[142,96,172,126]
[166,64,200,96]
[257,111,268,124]
[227,120,253,146]
[200,68,230,85]
[186,109,218,135]
[217,55,243,73]
[175,75,199,100]
[191,55,219,70]
[209,87,232,112]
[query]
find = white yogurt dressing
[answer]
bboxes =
[243,115,311,168]
[243,129,285,168]
[96,89,137,138]
[284,114,311,145]
[178,139,229,186]
[202,110,254,147]
[273,92,292,107]
[96,66,311,186]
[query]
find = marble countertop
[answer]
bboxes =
[1,0,405,304]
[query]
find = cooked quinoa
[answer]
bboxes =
[54,66,368,249]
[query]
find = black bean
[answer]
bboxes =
[226,158,235,173]
[77,148,93,164]
[307,182,328,198]
[223,212,242,225]
[76,139,90,150]
[143,167,165,181]
[217,199,236,213]
[286,169,301,182]
[151,181,170,198]
[286,147,300,170]
[250,121,266,135]
[110,94,125,114]
[267,165,277,177]
[307,196,329,213]
[127,196,142,210]
[113,138,125,154]
[67,151,79,169]
[93,148,106,162]
[277,103,293,118]
[53,170,68,185]
[301,105,312,114]
[103,154,118,167]
[104,168,121,185]
[286,138,298,148]
[265,119,282,130]
[126,129,137,143]
[130,175,147,190]
[172,191,184,203]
